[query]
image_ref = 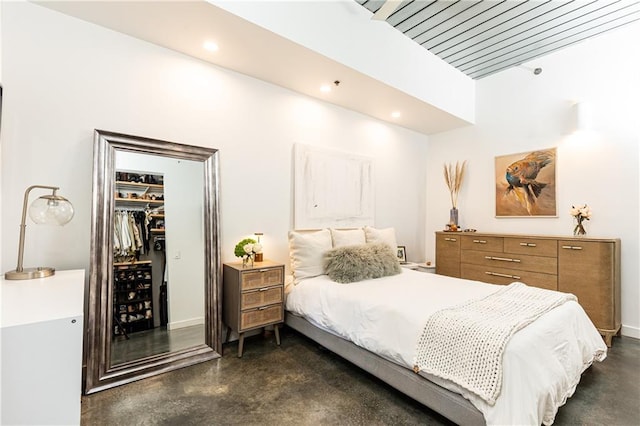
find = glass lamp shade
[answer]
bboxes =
[28,195,75,225]
[5,185,75,280]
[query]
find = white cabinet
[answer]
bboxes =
[1,270,84,425]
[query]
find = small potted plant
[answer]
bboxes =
[234,238,263,267]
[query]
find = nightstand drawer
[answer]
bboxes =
[241,286,283,310]
[241,268,283,291]
[240,304,283,330]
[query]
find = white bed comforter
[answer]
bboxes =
[285,269,607,426]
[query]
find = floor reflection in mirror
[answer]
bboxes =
[111,324,205,365]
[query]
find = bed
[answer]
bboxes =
[284,227,607,426]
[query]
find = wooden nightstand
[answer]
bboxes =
[222,260,284,357]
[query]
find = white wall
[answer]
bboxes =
[164,157,205,329]
[0,2,4,412]
[0,0,3,82]
[214,0,475,123]
[426,22,640,338]
[0,0,4,276]
[0,2,428,285]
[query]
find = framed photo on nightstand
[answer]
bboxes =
[396,246,407,263]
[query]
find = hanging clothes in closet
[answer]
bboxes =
[114,209,151,262]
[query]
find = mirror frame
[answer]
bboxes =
[85,129,222,394]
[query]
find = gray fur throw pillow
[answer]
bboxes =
[324,242,401,283]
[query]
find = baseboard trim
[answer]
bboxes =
[167,317,204,330]
[621,324,640,339]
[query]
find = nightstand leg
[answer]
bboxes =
[237,333,245,358]
[274,325,280,346]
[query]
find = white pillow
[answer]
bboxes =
[330,228,366,248]
[363,226,398,255]
[288,229,333,283]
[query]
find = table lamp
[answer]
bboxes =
[254,232,264,262]
[4,185,74,280]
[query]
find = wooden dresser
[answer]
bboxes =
[435,232,621,346]
[223,260,284,357]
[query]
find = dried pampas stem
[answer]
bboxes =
[443,160,467,208]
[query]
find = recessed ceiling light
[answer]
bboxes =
[320,85,331,93]
[203,41,219,52]
[391,111,401,118]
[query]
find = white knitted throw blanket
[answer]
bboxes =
[413,282,577,405]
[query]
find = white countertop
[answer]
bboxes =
[1,269,85,328]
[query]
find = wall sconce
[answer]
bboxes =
[569,101,593,133]
[4,185,75,280]
[254,232,264,262]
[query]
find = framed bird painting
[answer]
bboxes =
[495,148,557,217]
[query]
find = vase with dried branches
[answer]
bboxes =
[443,160,467,228]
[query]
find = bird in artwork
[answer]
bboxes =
[505,149,554,213]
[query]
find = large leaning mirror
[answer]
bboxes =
[85,129,221,394]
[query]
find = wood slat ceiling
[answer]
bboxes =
[356,0,640,79]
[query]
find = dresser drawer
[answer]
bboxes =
[461,235,503,253]
[241,286,283,310]
[462,250,557,275]
[504,237,557,257]
[240,304,283,331]
[241,267,284,291]
[461,263,557,290]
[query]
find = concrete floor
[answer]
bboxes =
[81,328,640,425]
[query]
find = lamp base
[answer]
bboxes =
[4,267,56,280]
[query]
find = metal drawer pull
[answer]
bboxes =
[485,256,521,263]
[519,242,537,247]
[259,269,271,272]
[444,237,457,242]
[561,245,583,250]
[259,287,269,292]
[486,271,521,280]
[473,240,487,244]
[258,306,269,310]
